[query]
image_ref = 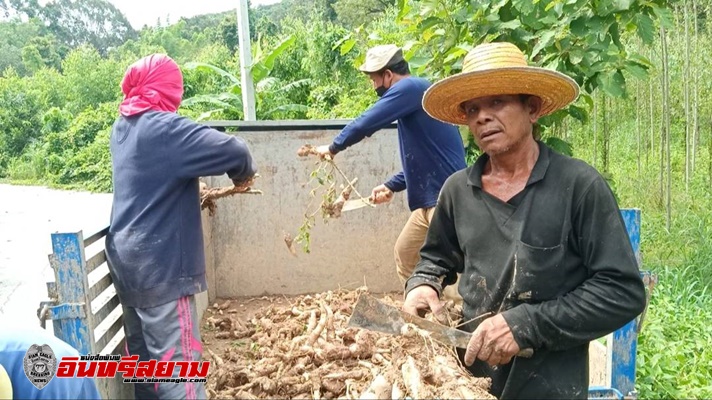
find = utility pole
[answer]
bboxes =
[237,0,256,121]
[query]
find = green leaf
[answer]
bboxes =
[651,5,674,29]
[613,0,633,12]
[580,93,594,109]
[543,137,573,156]
[251,63,270,83]
[569,48,585,65]
[255,77,279,92]
[498,19,522,30]
[443,46,469,64]
[274,79,311,93]
[183,62,240,86]
[539,15,559,26]
[586,16,606,34]
[340,38,357,56]
[635,13,656,44]
[609,21,622,48]
[260,35,296,71]
[512,0,536,16]
[408,56,430,69]
[181,95,239,110]
[396,0,407,19]
[531,30,556,60]
[331,34,352,51]
[418,16,442,31]
[598,69,626,97]
[624,61,648,81]
[567,104,588,123]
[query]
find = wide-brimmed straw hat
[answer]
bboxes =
[422,42,580,125]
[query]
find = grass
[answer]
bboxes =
[568,118,712,399]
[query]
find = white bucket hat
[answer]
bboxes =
[359,44,405,73]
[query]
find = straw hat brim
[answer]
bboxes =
[422,66,580,126]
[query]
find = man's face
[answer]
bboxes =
[462,94,542,156]
[368,70,392,90]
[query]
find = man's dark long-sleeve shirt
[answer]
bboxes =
[405,141,646,399]
[106,110,256,308]
[328,76,466,211]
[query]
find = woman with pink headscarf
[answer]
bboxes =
[105,54,257,400]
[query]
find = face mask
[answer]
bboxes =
[374,72,392,97]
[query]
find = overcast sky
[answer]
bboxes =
[104,0,282,29]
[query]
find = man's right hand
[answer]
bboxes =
[315,145,335,160]
[402,285,446,323]
[370,184,394,204]
[232,175,256,192]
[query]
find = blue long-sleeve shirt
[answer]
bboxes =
[329,76,466,211]
[0,327,102,399]
[105,110,257,308]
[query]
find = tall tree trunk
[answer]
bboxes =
[637,81,641,177]
[684,0,691,191]
[649,47,655,166]
[709,117,712,190]
[593,92,598,169]
[662,26,672,231]
[692,0,699,177]
[603,96,610,174]
[659,26,666,213]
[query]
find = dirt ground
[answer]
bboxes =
[199,288,496,400]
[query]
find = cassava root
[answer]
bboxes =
[203,287,494,399]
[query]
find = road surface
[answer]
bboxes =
[0,183,113,328]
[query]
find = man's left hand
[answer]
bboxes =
[464,314,520,367]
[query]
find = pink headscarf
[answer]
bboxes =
[119,54,184,117]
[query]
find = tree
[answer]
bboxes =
[394,0,673,131]
[9,0,137,55]
[660,25,671,230]
[21,35,62,72]
[0,18,43,75]
[181,35,311,121]
[332,0,395,28]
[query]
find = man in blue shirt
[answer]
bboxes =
[0,326,102,400]
[314,44,467,300]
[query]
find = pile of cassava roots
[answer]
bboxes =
[203,287,495,399]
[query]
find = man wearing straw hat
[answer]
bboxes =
[312,44,467,301]
[402,42,647,399]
